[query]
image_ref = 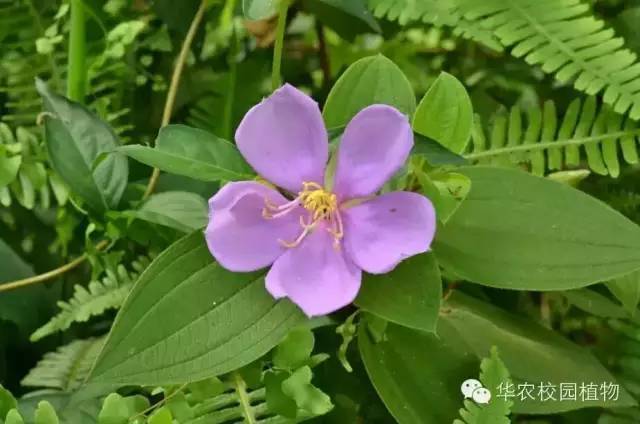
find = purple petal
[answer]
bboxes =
[236,84,328,193]
[205,181,304,272]
[343,191,436,274]
[333,105,413,199]
[265,224,362,317]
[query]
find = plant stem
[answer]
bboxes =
[233,372,257,424]
[463,129,640,160]
[143,0,209,199]
[67,0,86,102]
[271,1,290,91]
[0,240,109,293]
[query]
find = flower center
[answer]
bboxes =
[262,181,344,249]
[300,182,338,220]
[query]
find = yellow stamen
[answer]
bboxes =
[277,181,344,248]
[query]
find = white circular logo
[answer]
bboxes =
[461,379,483,399]
[472,387,492,404]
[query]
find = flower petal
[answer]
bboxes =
[343,191,436,274]
[205,181,304,272]
[333,105,413,199]
[235,84,328,193]
[265,225,362,317]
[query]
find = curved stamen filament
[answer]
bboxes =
[264,181,345,249]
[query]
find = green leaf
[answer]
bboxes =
[0,385,18,420]
[442,292,636,413]
[0,239,49,335]
[478,347,512,418]
[323,55,416,128]
[0,155,21,187]
[97,394,129,424]
[34,401,59,424]
[359,318,478,423]
[265,370,298,418]
[242,0,278,20]
[36,79,128,212]
[281,366,333,416]
[413,72,473,154]
[302,0,380,41]
[22,337,105,391]
[355,253,441,333]
[607,270,640,316]
[434,167,640,290]
[148,406,172,424]
[273,327,315,370]
[454,347,513,424]
[411,133,468,166]
[5,409,24,424]
[120,125,253,182]
[89,232,305,385]
[415,171,471,224]
[124,191,208,233]
[562,288,628,319]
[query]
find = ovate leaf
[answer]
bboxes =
[359,319,478,423]
[434,167,640,290]
[120,125,253,182]
[355,253,441,333]
[0,155,21,187]
[323,55,416,128]
[89,232,305,385]
[607,270,640,316]
[124,191,208,233]
[442,292,636,413]
[413,72,473,154]
[36,79,128,212]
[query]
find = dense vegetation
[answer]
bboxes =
[2,0,640,423]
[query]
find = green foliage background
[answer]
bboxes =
[2,0,640,423]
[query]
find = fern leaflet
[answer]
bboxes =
[21,337,105,391]
[30,256,151,341]
[367,0,502,51]
[368,0,640,119]
[454,346,513,424]
[466,98,640,177]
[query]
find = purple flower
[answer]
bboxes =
[205,84,436,317]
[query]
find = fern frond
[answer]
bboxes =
[454,346,513,424]
[370,0,640,119]
[0,1,63,128]
[367,0,502,51]
[466,98,640,177]
[30,256,151,341]
[454,0,640,119]
[21,337,105,391]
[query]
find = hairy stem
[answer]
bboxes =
[0,240,109,293]
[233,372,257,424]
[143,0,209,199]
[271,1,290,91]
[67,0,86,102]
